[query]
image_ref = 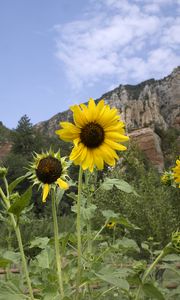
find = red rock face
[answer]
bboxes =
[0,142,12,161]
[129,128,164,172]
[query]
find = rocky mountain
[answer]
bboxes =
[34,67,180,171]
[35,66,180,136]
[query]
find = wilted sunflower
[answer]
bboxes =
[172,158,180,188]
[55,98,129,172]
[28,150,69,202]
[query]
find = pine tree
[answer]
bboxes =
[12,115,35,156]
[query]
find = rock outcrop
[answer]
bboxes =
[129,128,164,172]
[35,67,180,136]
[0,142,12,162]
[102,66,180,131]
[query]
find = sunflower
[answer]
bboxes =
[106,221,116,229]
[172,158,180,188]
[55,98,129,172]
[28,150,69,202]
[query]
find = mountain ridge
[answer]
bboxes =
[34,66,180,137]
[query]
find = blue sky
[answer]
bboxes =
[0,0,179,129]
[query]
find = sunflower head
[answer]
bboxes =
[106,221,116,229]
[55,98,129,172]
[172,158,180,188]
[28,149,70,202]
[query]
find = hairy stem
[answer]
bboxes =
[51,190,64,299]
[76,166,83,299]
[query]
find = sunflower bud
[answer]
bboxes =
[161,171,173,186]
[133,261,147,275]
[171,231,180,253]
[0,167,8,178]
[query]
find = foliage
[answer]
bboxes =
[0,168,179,300]
[155,127,179,168]
[94,145,180,247]
[0,121,11,143]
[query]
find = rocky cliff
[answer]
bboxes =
[35,67,180,136]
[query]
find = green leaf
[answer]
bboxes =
[162,254,180,262]
[142,283,165,300]
[8,186,32,216]
[35,247,54,269]
[118,216,140,230]
[113,237,140,252]
[0,281,27,300]
[29,237,50,249]
[0,257,11,268]
[101,178,139,196]
[8,175,27,193]
[82,204,97,221]
[95,272,129,290]
[102,209,119,220]
[3,251,21,264]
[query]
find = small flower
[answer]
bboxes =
[106,221,116,229]
[28,150,69,202]
[0,167,8,178]
[172,159,180,188]
[171,230,180,253]
[55,98,129,172]
[161,171,173,186]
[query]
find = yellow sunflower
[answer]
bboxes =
[55,98,129,172]
[172,158,180,188]
[106,221,116,229]
[28,150,69,202]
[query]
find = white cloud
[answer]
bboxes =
[54,0,180,89]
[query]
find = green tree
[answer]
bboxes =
[11,115,35,156]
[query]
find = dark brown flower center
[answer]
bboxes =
[36,156,62,184]
[80,122,104,148]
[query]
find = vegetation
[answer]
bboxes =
[0,115,179,299]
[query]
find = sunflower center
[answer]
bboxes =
[36,156,62,184]
[80,122,105,148]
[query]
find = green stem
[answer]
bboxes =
[14,222,35,300]
[135,249,166,300]
[76,166,83,299]
[85,172,92,254]
[0,186,34,300]
[51,190,64,299]
[92,224,106,242]
[112,226,116,245]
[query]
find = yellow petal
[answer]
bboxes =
[105,132,129,142]
[59,122,81,133]
[42,184,50,203]
[88,98,97,122]
[55,129,79,142]
[74,137,81,146]
[104,139,127,151]
[70,144,84,161]
[70,105,87,127]
[93,149,104,170]
[104,123,125,132]
[56,178,69,190]
[81,149,94,171]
